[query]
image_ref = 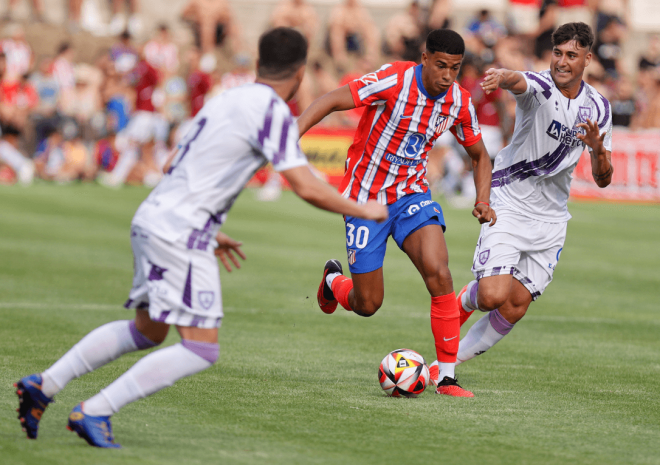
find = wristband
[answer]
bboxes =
[474,201,490,207]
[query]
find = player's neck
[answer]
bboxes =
[255,78,294,102]
[556,79,584,100]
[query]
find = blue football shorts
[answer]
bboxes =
[344,192,445,274]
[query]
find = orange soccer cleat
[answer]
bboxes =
[435,376,475,398]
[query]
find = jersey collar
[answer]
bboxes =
[415,64,450,100]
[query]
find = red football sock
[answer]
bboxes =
[331,276,353,311]
[430,293,460,363]
[459,306,474,327]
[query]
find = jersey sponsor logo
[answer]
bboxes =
[385,153,420,166]
[578,106,592,123]
[479,249,490,265]
[357,72,379,85]
[198,291,215,310]
[403,133,426,158]
[546,120,584,148]
[347,249,356,265]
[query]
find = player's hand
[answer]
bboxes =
[480,68,503,95]
[361,201,389,223]
[472,203,497,226]
[214,231,246,272]
[576,118,605,153]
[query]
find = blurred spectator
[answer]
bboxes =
[295,60,338,116]
[534,0,558,61]
[596,0,627,32]
[270,0,319,44]
[507,0,540,35]
[610,74,636,128]
[384,1,425,62]
[428,0,451,30]
[29,56,61,146]
[594,16,625,77]
[2,0,44,22]
[144,24,180,77]
[218,53,255,93]
[181,0,241,56]
[556,0,593,29]
[639,35,660,70]
[459,57,505,160]
[109,0,142,38]
[111,31,139,75]
[52,42,76,118]
[640,73,660,129]
[0,56,35,184]
[327,0,379,71]
[67,65,104,141]
[336,58,372,126]
[186,47,212,118]
[87,130,120,181]
[34,122,88,182]
[465,9,507,63]
[1,24,33,82]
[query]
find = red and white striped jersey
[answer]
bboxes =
[344,61,481,205]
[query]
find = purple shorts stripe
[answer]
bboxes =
[183,263,192,308]
[153,310,171,323]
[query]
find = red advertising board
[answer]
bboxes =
[571,128,660,203]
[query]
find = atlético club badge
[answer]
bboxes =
[348,249,356,265]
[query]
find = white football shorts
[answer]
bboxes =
[122,111,169,144]
[471,204,567,300]
[124,225,223,328]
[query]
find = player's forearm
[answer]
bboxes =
[297,86,355,137]
[591,149,613,188]
[497,69,525,92]
[465,140,492,203]
[295,176,366,218]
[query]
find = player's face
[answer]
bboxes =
[421,51,463,96]
[550,40,591,89]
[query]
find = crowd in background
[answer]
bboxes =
[0,0,658,192]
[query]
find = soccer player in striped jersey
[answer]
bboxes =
[430,23,614,372]
[14,28,387,447]
[298,29,497,398]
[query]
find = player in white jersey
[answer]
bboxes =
[427,22,614,377]
[14,28,387,448]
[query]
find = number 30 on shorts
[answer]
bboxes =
[346,223,369,249]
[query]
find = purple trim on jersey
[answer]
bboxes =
[491,143,571,187]
[148,261,167,281]
[489,309,514,336]
[128,320,157,349]
[273,116,292,165]
[469,281,479,308]
[257,98,276,146]
[525,72,552,100]
[598,94,610,129]
[124,299,133,308]
[182,339,220,364]
[576,81,585,98]
[589,96,601,125]
[183,263,192,308]
[153,310,171,323]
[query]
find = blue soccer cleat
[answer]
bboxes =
[67,403,121,448]
[15,373,54,439]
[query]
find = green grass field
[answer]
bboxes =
[1,184,659,465]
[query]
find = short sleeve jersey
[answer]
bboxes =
[132,83,308,244]
[491,70,613,222]
[344,62,482,205]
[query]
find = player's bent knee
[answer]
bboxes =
[182,339,220,365]
[353,298,383,317]
[478,289,508,311]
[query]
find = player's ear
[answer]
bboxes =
[421,52,428,67]
[584,51,592,68]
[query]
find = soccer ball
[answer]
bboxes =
[378,349,430,397]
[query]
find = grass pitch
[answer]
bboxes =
[1,184,659,465]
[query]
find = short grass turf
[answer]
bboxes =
[1,184,659,465]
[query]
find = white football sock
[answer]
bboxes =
[83,342,218,417]
[110,145,139,183]
[461,280,480,311]
[326,272,341,288]
[456,309,515,365]
[41,320,155,398]
[0,140,30,172]
[438,362,455,380]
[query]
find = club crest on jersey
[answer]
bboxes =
[198,291,215,310]
[403,133,426,158]
[348,249,356,265]
[578,106,592,122]
[479,249,490,265]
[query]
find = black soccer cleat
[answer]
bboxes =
[317,259,343,314]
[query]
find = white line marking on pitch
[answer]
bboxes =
[0,302,121,311]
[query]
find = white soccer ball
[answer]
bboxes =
[378,348,430,397]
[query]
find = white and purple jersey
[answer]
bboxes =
[491,70,613,222]
[132,83,308,244]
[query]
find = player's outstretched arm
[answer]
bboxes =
[481,68,527,95]
[280,165,388,222]
[297,85,356,137]
[464,139,497,226]
[577,118,613,188]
